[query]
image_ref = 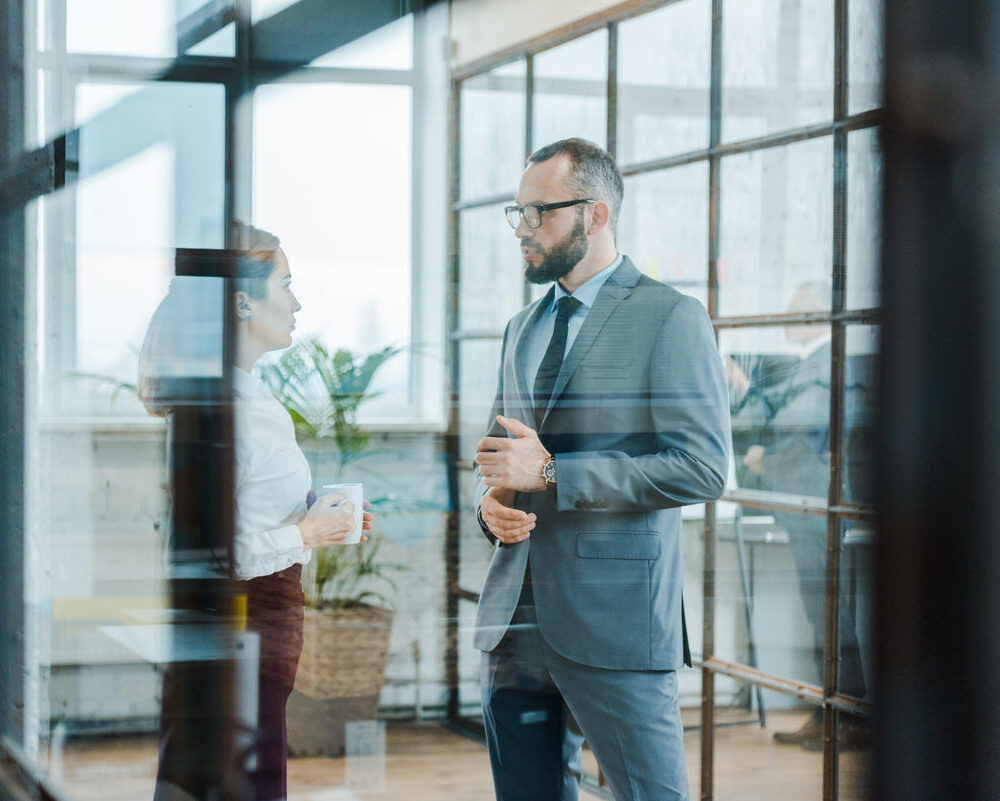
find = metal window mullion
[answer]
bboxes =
[522,54,533,308]
[606,22,618,158]
[444,76,462,723]
[702,0,724,796]
[823,0,850,794]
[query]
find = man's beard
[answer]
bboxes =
[523,212,589,285]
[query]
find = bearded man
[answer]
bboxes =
[473,138,731,801]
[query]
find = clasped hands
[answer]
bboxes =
[474,415,550,544]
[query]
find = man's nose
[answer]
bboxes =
[514,216,532,239]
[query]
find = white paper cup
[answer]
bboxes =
[321,483,364,545]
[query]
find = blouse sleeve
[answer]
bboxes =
[232,444,311,580]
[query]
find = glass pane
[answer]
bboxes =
[66,0,178,57]
[839,521,874,702]
[458,204,525,331]
[714,508,829,686]
[458,598,486,716]
[185,22,236,58]
[723,325,832,501]
[711,685,822,800]
[311,14,413,69]
[57,81,225,416]
[844,325,878,506]
[460,62,527,200]
[837,709,874,798]
[459,470,494,595]
[253,83,413,419]
[533,29,608,150]
[718,137,833,317]
[847,127,882,309]
[458,337,503,462]
[722,0,834,142]
[617,0,711,163]
[621,162,709,308]
[848,0,884,115]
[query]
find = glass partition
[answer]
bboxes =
[616,0,711,163]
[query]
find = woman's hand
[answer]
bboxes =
[297,493,374,549]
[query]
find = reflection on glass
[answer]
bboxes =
[710,683,822,799]
[460,61,527,200]
[724,318,832,502]
[843,325,878,506]
[458,338,504,460]
[722,0,833,142]
[66,0,178,57]
[617,0,711,163]
[719,137,833,317]
[839,521,874,705]
[621,163,709,307]
[253,82,412,418]
[533,30,608,149]
[459,482,494,596]
[311,13,413,69]
[847,128,882,309]
[64,81,225,416]
[837,709,874,798]
[714,507,829,686]
[458,205,525,331]
[848,0,884,115]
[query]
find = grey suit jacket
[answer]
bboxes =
[474,258,732,671]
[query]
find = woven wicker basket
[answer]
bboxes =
[294,605,394,699]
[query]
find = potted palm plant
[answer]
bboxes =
[259,338,405,757]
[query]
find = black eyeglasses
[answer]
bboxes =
[504,198,595,230]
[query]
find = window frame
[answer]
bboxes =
[32,2,448,429]
[446,1,881,798]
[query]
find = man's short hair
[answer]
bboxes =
[528,138,625,234]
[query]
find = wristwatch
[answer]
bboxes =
[542,456,557,488]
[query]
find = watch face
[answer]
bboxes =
[544,461,556,482]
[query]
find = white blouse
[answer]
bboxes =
[233,367,312,579]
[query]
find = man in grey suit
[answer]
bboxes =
[473,138,731,801]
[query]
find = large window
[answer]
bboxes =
[448,1,881,798]
[35,3,441,424]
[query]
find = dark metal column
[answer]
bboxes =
[0,0,27,749]
[877,0,1000,799]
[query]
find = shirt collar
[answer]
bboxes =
[551,254,623,311]
[233,366,268,399]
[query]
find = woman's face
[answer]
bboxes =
[245,248,302,352]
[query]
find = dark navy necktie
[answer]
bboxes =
[533,295,582,428]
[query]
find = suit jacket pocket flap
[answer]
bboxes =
[576,532,661,560]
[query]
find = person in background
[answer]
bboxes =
[734,281,868,750]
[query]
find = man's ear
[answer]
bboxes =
[234,290,252,321]
[588,201,611,234]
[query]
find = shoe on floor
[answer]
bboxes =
[773,710,824,745]
[801,716,870,752]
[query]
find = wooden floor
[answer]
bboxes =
[50,710,869,800]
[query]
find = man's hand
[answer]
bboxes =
[475,415,551,493]
[481,487,536,544]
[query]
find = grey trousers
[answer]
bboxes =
[481,582,690,801]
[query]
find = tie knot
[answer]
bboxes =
[556,296,582,320]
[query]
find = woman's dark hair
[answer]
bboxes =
[137,222,281,417]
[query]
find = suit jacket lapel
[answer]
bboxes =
[538,258,640,429]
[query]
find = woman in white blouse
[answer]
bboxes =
[140,224,370,801]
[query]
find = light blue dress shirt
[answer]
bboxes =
[521,255,624,392]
